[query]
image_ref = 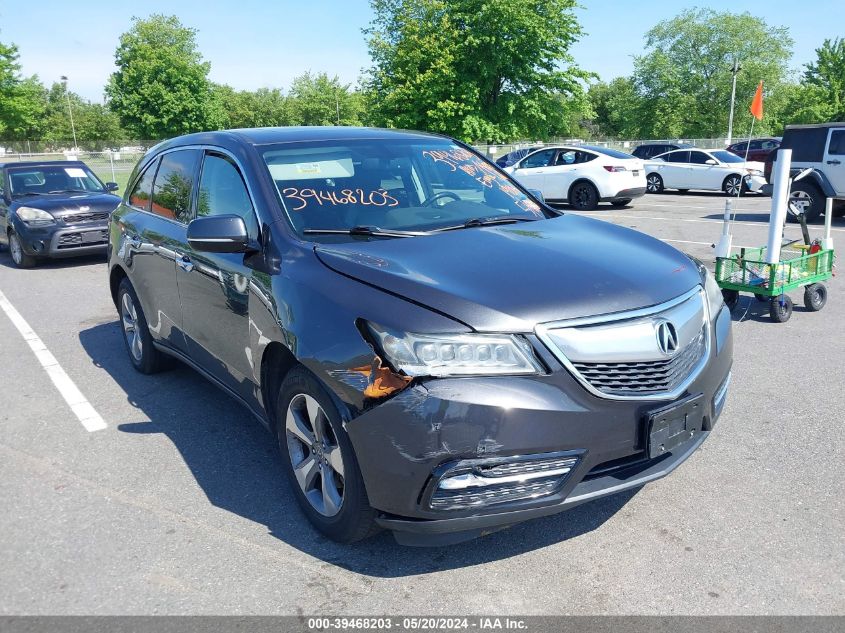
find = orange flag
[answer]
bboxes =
[750,81,764,120]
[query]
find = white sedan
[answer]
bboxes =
[645,148,766,195]
[504,145,647,210]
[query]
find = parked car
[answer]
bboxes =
[645,148,766,195]
[0,160,121,268]
[726,138,780,162]
[494,148,532,168]
[763,123,845,222]
[632,143,692,160]
[109,127,733,545]
[504,145,646,209]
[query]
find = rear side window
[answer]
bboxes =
[829,130,845,155]
[151,149,201,223]
[666,151,690,163]
[197,153,259,239]
[128,159,159,211]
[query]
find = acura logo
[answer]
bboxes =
[656,320,679,355]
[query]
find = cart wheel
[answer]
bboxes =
[754,293,769,303]
[769,295,793,323]
[803,283,827,312]
[721,289,739,311]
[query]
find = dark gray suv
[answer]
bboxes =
[108,127,733,545]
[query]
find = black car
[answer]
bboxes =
[631,143,692,160]
[108,127,733,545]
[0,161,121,268]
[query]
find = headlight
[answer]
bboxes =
[367,323,543,377]
[16,206,55,226]
[701,265,724,317]
[745,168,763,176]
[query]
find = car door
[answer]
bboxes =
[120,149,201,353]
[541,149,581,199]
[687,151,722,190]
[509,148,557,193]
[655,150,690,188]
[175,150,262,401]
[823,128,845,193]
[0,169,8,246]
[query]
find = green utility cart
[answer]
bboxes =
[716,244,834,323]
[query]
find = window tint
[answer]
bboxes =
[761,139,779,150]
[521,149,556,169]
[128,159,159,211]
[198,153,259,238]
[829,130,845,155]
[666,151,690,163]
[555,150,577,165]
[689,151,712,165]
[151,149,201,223]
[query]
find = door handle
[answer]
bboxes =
[176,254,194,273]
[827,160,841,165]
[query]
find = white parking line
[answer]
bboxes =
[0,289,106,432]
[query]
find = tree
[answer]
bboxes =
[288,72,364,126]
[0,38,46,139]
[632,8,793,138]
[587,78,642,138]
[215,86,293,129]
[364,0,590,142]
[106,15,223,139]
[802,38,845,122]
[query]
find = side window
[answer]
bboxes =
[828,130,845,155]
[197,153,259,239]
[151,149,201,223]
[762,140,779,150]
[555,150,577,165]
[689,151,711,165]
[750,140,763,150]
[128,159,159,211]
[0,170,5,198]
[667,151,690,164]
[520,149,556,169]
[575,151,596,164]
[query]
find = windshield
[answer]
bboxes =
[8,164,105,197]
[711,150,744,164]
[261,139,548,238]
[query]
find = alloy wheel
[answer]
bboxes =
[788,190,812,216]
[646,174,662,193]
[120,291,143,362]
[285,393,345,517]
[9,233,22,265]
[725,176,742,196]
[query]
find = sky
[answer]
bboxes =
[1,0,841,103]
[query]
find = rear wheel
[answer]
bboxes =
[117,278,167,374]
[723,174,743,196]
[610,199,632,208]
[803,283,827,311]
[8,231,37,268]
[646,173,664,193]
[277,366,378,543]
[787,181,824,223]
[569,182,599,210]
[769,295,793,323]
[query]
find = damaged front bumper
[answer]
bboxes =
[345,322,733,546]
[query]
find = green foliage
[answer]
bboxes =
[214,85,293,129]
[364,0,591,142]
[106,15,223,138]
[802,38,845,121]
[0,38,46,139]
[288,72,365,126]
[587,78,642,138]
[631,8,793,138]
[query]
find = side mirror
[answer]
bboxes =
[187,215,250,253]
[527,188,545,202]
[105,182,120,192]
[705,159,718,165]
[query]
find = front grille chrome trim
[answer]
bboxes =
[536,287,712,401]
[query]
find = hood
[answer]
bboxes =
[11,192,121,217]
[314,215,702,332]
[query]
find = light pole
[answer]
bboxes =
[726,59,742,145]
[60,75,79,151]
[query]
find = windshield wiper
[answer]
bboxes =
[48,189,92,194]
[13,191,44,198]
[303,225,429,238]
[433,215,539,232]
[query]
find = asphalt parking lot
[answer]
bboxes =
[0,192,843,616]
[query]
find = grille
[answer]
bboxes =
[56,229,109,249]
[572,328,706,396]
[62,211,110,224]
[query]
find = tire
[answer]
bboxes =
[276,366,378,543]
[569,181,599,210]
[723,174,743,197]
[610,199,632,208]
[787,181,824,223]
[646,173,664,193]
[722,289,739,311]
[678,189,689,194]
[803,283,827,312]
[8,231,37,268]
[769,295,793,323]
[117,278,167,374]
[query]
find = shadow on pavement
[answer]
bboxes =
[0,248,107,270]
[78,320,638,577]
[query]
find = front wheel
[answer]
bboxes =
[8,231,37,268]
[769,295,793,323]
[723,175,743,196]
[646,173,664,193]
[277,367,378,543]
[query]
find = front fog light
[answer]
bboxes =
[366,323,542,377]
